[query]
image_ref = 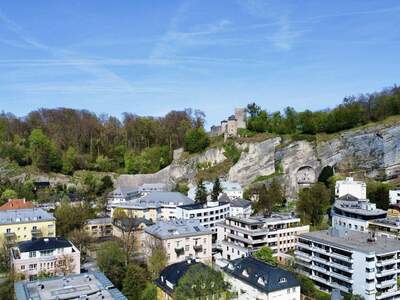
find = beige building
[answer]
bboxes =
[0,208,56,246]
[110,192,194,222]
[112,217,153,253]
[11,237,80,281]
[217,214,309,262]
[84,217,113,240]
[144,219,212,265]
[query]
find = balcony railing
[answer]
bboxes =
[175,247,184,256]
[193,245,203,253]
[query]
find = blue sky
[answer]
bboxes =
[0,0,399,128]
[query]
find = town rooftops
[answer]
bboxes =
[178,201,229,210]
[369,217,400,228]
[14,272,127,300]
[300,228,400,254]
[223,256,300,293]
[112,192,194,209]
[230,198,252,208]
[17,237,72,253]
[145,219,211,239]
[108,186,141,198]
[155,259,206,296]
[86,217,112,225]
[226,213,300,225]
[0,208,55,225]
[0,199,34,211]
[333,195,387,217]
[113,217,154,231]
[139,183,168,192]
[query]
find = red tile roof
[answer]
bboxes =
[0,199,35,211]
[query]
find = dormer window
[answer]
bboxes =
[228,263,234,270]
[279,277,287,283]
[257,276,266,286]
[242,269,249,277]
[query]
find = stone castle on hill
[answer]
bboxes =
[210,108,246,139]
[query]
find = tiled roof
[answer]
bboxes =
[0,208,55,225]
[154,260,207,295]
[17,237,72,252]
[0,199,34,211]
[223,256,299,293]
[145,219,211,239]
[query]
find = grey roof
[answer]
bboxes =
[17,237,72,252]
[112,192,194,209]
[145,219,212,239]
[226,213,300,225]
[139,183,168,191]
[333,199,387,217]
[369,217,400,228]
[0,208,54,225]
[154,260,207,296]
[113,217,154,231]
[14,272,127,300]
[87,217,112,225]
[223,257,300,293]
[109,186,140,198]
[178,201,229,211]
[230,198,252,208]
[300,228,400,254]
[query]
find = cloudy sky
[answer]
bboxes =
[0,0,399,127]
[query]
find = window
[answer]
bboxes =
[29,264,37,270]
[366,257,374,262]
[185,245,189,251]
[279,277,287,283]
[29,251,36,258]
[20,265,25,270]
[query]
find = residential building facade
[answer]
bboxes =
[175,201,230,235]
[110,192,194,222]
[223,256,301,300]
[14,272,126,300]
[144,219,212,265]
[0,208,56,246]
[188,181,243,200]
[335,177,367,199]
[296,229,400,300]
[11,237,80,281]
[217,214,309,261]
[331,194,387,234]
[84,217,113,240]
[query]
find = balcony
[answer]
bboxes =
[31,228,42,237]
[376,289,400,300]
[330,261,353,273]
[193,245,203,253]
[295,251,312,262]
[329,271,353,284]
[376,278,396,289]
[376,258,398,267]
[4,231,16,238]
[330,251,353,262]
[175,247,184,257]
[377,268,398,277]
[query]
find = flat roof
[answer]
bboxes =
[87,217,112,225]
[300,229,400,255]
[178,201,229,210]
[226,213,300,225]
[112,192,194,209]
[14,272,127,300]
[145,219,212,239]
[0,208,55,225]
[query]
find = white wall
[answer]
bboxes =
[335,177,366,199]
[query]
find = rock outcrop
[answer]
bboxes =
[115,121,400,198]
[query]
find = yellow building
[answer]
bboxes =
[0,208,56,246]
[84,217,113,240]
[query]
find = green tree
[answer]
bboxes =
[122,263,148,300]
[296,183,330,227]
[184,128,209,153]
[54,201,94,236]
[253,179,285,215]
[95,155,112,172]
[140,283,157,300]
[29,128,61,172]
[175,264,227,300]
[367,180,393,210]
[252,246,277,266]
[211,177,223,201]
[97,241,126,289]
[0,188,17,203]
[148,244,168,279]
[62,146,77,174]
[195,180,208,203]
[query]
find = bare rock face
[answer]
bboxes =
[115,122,400,198]
[228,137,281,184]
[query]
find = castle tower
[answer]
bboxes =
[235,108,246,129]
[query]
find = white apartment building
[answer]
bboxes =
[296,229,400,300]
[11,237,80,281]
[188,181,243,200]
[331,194,387,234]
[175,201,230,235]
[389,190,400,205]
[217,214,309,261]
[335,177,367,199]
[223,256,301,300]
[144,219,212,265]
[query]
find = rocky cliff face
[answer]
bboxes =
[116,121,400,198]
